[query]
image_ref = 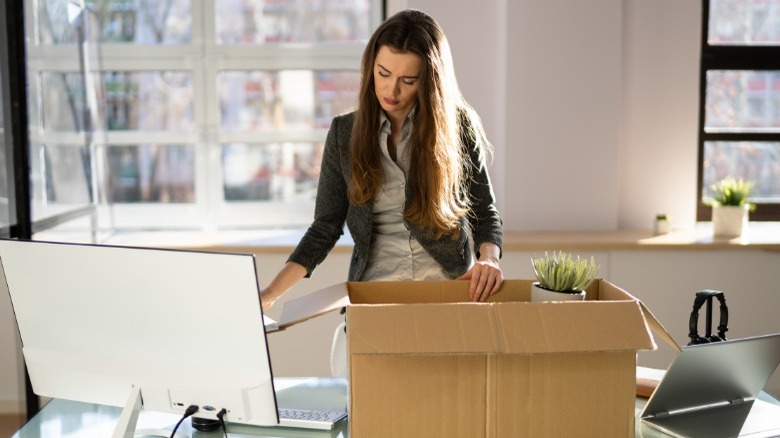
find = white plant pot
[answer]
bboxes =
[712,205,749,237]
[653,218,670,235]
[531,282,586,302]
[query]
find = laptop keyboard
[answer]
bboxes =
[277,408,348,429]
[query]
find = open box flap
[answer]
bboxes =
[276,283,348,330]
[638,301,682,352]
[596,280,681,353]
[596,279,681,352]
[276,279,479,332]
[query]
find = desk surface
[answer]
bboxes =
[13,378,349,438]
[13,378,780,438]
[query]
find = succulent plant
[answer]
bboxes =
[531,251,599,292]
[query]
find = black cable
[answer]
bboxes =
[216,408,228,437]
[170,404,199,438]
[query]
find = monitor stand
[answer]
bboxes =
[191,417,221,431]
[112,385,187,438]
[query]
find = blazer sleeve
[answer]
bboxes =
[287,115,351,276]
[462,114,504,259]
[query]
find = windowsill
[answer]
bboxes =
[36,222,780,253]
[84,228,356,254]
[501,221,780,252]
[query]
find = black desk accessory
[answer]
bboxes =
[688,289,728,346]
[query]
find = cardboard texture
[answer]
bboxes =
[278,279,668,437]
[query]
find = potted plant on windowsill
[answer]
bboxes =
[708,177,755,237]
[530,251,600,302]
[654,213,670,235]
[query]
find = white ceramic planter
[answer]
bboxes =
[531,282,586,302]
[653,218,670,235]
[712,205,749,237]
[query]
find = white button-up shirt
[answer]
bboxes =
[360,109,448,281]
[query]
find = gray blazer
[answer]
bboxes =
[288,111,503,281]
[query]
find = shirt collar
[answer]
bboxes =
[379,107,417,133]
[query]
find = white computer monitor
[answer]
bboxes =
[0,239,279,436]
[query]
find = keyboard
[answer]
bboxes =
[277,408,348,430]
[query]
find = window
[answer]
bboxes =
[26,0,381,231]
[698,0,780,221]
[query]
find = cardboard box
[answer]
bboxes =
[277,279,671,437]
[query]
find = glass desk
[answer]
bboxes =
[13,377,780,437]
[13,378,349,438]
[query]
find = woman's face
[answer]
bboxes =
[373,45,422,123]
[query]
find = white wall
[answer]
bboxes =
[408,0,702,231]
[404,0,507,215]
[505,0,623,230]
[619,0,701,230]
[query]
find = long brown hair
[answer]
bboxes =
[349,9,488,238]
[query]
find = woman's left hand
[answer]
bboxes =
[457,243,503,302]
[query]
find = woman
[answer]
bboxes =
[261,9,503,310]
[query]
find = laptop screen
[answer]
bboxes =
[641,333,780,420]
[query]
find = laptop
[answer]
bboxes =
[640,333,780,438]
[0,239,347,433]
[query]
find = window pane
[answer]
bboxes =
[216,0,372,44]
[708,0,780,45]
[703,141,780,202]
[104,72,194,131]
[40,72,90,132]
[219,70,358,130]
[107,144,195,203]
[705,70,780,131]
[223,142,322,201]
[29,143,92,208]
[41,71,194,132]
[37,0,192,45]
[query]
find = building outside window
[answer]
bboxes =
[698,0,780,220]
[25,0,381,233]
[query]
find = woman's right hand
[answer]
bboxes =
[260,289,279,311]
[260,261,308,311]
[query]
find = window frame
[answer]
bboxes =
[697,0,780,221]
